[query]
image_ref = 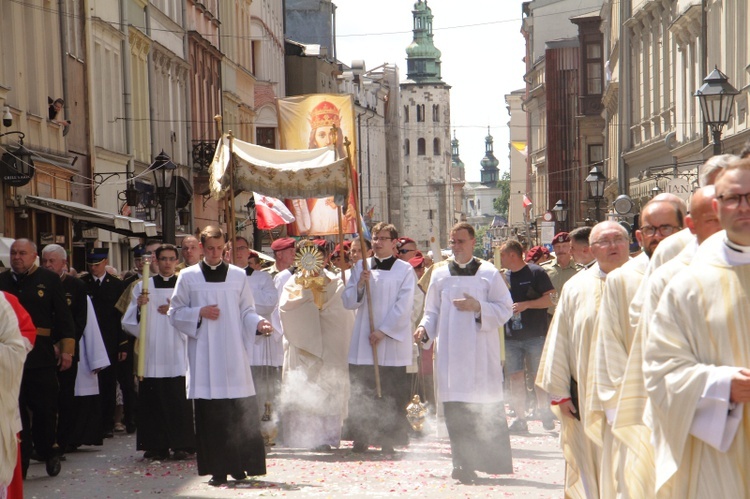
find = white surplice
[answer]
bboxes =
[245,270,282,367]
[343,258,416,366]
[168,263,262,399]
[75,297,110,396]
[419,259,512,403]
[122,277,188,378]
[644,231,750,497]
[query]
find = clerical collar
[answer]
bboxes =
[579,260,595,269]
[244,265,254,276]
[158,273,175,280]
[725,238,750,253]
[454,257,474,269]
[372,255,396,271]
[202,259,225,271]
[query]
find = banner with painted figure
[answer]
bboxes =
[277,94,358,236]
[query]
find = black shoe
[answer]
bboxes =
[46,455,62,477]
[103,431,114,439]
[172,450,189,461]
[508,418,529,433]
[311,444,332,452]
[451,467,477,484]
[352,441,367,453]
[231,472,247,481]
[208,475,227,486]
[144,450,169,460]
[381,444,395,454]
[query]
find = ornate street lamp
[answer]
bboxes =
[651,184,662,198]
[0,131,35,187]
[552,199,568,225]
[147,150,177,244]
[585,164,607,222]
[695,67,739,155]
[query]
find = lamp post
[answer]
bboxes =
[695,67,739,156]
[552,199,568,231]
[650,184,662,198]
[585,164,607,222]
[147,150,177,244]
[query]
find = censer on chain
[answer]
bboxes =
[406,344,428,432]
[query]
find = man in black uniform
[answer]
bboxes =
[80,248,127,439]
[41,244,88,454]
[0,239,76,478]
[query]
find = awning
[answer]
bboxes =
[23,195,157,238]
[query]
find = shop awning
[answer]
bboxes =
[23,195,157,238]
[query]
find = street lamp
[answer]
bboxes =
[147,150,177,244]
[695,67,739,156]
[585,164,607,222]
[650,184,662,198]
[552,199,568,229]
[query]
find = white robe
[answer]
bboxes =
[0,296,25,488]
[75,297,110,396]
[279,275,354,447]
[343,258,415,366]
[168,263,262,400]
[419,260,512,403]
[122,278,188,378]
[536,264,607,499]
[246,270,282,367]
[644,231,750,497]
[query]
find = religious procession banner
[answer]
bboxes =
[277,94,358,236]
[208,135,349,200]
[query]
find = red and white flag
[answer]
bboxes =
[523,194,533,209]
[253,192,296,229]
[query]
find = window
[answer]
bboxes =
[417,104,425,122]
[585,42,603,95]
[404,105,409,123]
[432,104,439,122]
[433,138,440,155]
[588,144,604,164]
[404,139,410,156]
[257,127,275,148]
[417,138,426,155]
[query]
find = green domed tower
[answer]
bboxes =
[480,127,499,186]
[405,1,442,83]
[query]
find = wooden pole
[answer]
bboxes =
[337,206,346,285]
[226,130,238,262]
[343,133,381,398]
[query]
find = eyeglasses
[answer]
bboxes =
[158,257,178,262]
[397,248,415,254]
[717,192,750,209]
[372,237,393,242]
[640,224,679,237]
[591,236,629,247]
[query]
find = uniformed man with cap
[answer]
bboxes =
[0,238,76,478]
[81,248,128,438]
[541,232,579,318]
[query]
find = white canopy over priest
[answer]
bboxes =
[169,226,273,487]
[416,222,513,484]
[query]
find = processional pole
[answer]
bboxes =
[213,115,237,261]
[342,129,381,398]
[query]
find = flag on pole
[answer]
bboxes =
[523,194,533,209]
[511,141,528,157]
[253,192,296,229]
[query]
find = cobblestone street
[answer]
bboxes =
[24,418,563,498]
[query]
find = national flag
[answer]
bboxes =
[253,192,296,230]
[523,195,533,209]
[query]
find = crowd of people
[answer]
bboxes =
[2,152,749,497]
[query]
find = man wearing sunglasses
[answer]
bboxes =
[395,237,418,261]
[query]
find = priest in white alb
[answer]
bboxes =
[169,226,273,487]
[536,221,630,498]
[279,241,354,450]
[122,243,195,461]
[416,222,513,484]
[644,159,750,498]
[587,199,683,497]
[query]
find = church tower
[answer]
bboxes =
[480,127,500,186]
[398,0,452,250]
